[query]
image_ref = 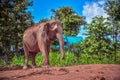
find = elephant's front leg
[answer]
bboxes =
[42,51,49,66]
[41,43,50,66]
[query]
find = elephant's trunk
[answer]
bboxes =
[56,34,65,59]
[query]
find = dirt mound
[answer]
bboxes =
[0,64,120,80]
[0,65,23,71]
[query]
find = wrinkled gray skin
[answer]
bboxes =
[23,20,64,69]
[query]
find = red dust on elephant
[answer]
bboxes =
[22,20,65,69]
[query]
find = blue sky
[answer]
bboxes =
[28,0,107,38]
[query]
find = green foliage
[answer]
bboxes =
[104,0,120,61]
[0,0,33,55]
[35,53,43,66]
[11,55,24,66]
[51,7,85,36]
[1,51,120,66]
[49,52,76,66]
[104,0,120,21]
[0,59,6,65]
[83,16,112,57]
[39,18,49,23]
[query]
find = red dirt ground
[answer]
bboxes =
[0,64,120,80]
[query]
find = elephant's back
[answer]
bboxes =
[24,23,41,34]
[23,24,40,45]
[23,23,42,39]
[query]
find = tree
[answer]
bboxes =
[51,7,84,36]
[104,0,120,61]
[0,0,33,56]
[0,0,13,52]
[83,16,112,60]
[11,0,33,53]
[104,0,120,21]
[39,18,49,23]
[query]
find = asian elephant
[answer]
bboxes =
[23,20,65,69]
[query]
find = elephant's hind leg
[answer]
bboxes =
[30,52,37,68]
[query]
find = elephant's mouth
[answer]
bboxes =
[49,36,57,41]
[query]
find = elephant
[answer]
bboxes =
[22,20,65,69]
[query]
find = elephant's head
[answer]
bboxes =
[40,20,65,59]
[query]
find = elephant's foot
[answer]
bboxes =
[23,65,28,70]
[31,65,36,68]
[41,65,51,74]
[41,65,51,68]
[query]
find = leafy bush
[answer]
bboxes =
[0,50,120,66]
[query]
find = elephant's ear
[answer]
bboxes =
[43,22,50,32]
[40,22,50,33]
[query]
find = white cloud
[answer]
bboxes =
[98,0,105,5]
[82,1,108,24]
